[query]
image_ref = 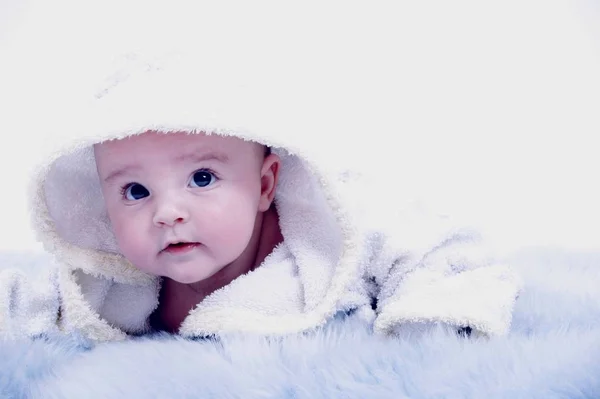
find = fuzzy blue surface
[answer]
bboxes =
[1,248,600,399]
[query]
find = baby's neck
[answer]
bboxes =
[152,206,283,333]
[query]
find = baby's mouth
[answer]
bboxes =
[162,242,201,254]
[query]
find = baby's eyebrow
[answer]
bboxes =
[103,165,140,183]
[175,151,230,165]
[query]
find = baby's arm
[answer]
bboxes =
[365,204,522,338]
[0,258,60,338]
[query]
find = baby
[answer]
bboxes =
[0,51,521,342]
[94,132,283,332]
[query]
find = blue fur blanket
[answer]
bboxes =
[1,248,600,399]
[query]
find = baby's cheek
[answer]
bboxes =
[212,195,258,239]
[113,221,147,259]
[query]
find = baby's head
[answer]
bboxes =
[93,131,280,284]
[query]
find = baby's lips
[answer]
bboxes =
[161,241,201,253]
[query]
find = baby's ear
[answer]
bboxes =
[258,154,281,212]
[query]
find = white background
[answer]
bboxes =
[1,0,599,254]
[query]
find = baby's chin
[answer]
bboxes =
[160,263,226,285]
[125,258,220,284]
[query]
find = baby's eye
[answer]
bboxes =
[121,183,150,201]
[189,170,217,188]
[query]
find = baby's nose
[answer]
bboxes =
[152,197,190,227]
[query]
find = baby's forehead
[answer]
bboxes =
[94,131,264,165]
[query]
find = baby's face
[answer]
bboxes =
[94,132,276,283]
